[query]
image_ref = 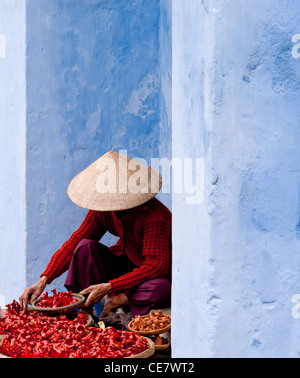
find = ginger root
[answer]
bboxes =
[130,310,171,333]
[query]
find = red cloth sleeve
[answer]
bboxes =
[41,210,106,283]
[109,216,171,294]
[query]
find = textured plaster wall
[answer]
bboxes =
[172,0,300,358]
[0,0,26,305]
[25,0,171,291]
[2,0,299,359]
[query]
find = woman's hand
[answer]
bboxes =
[80,283,112,308]
[19,276,48,309]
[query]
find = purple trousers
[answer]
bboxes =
[64,239,171,316]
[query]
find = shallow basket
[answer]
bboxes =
[31,293,85,315]
[0,307,93,326]
[154,343,170,351]
[126,337,155,358]
[153,335,171,351]
[127,313,171,336]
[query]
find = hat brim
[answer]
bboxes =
[67,151,162,211]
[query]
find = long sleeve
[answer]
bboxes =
[109,215,171,294]
[41,210,106,283]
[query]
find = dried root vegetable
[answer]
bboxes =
[154,335,169,346]
[130,310,171,333]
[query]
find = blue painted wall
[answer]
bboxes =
[172,0,300,358]
[0,0,26,306]
[210,0,300,358]
[26,0,171,290]
[3,0,300,359]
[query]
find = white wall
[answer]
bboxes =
[172,0,215,357]
[0,0,26,305]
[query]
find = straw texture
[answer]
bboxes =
[67,151,162,211]
[31,293,85,315]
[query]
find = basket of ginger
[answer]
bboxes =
[128,310,171,336]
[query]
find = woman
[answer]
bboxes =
[19,151,171,317]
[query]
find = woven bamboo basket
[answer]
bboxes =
[126,337,155,358]
[82,327,155,358]
[31,293,85,315]
[127,314,171,336]
[153,337,170,351]
[154,343,170,351]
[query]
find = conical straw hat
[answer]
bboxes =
[67,151,162,211]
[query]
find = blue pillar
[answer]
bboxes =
[172,0,300,358]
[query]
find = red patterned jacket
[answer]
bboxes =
[41,198,172,294]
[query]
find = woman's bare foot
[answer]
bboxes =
[100,293,129,317]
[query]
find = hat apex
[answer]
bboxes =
[67,151,162,211]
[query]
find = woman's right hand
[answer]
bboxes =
[19,276,48,309]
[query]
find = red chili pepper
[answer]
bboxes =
[0,300,149,358]
[38,290,78,308]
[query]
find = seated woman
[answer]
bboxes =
[19,151,172,318]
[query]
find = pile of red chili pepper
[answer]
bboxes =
[38,289,79,308]
[0,300,149,358]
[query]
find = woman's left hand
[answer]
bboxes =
[80,283,112,308]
